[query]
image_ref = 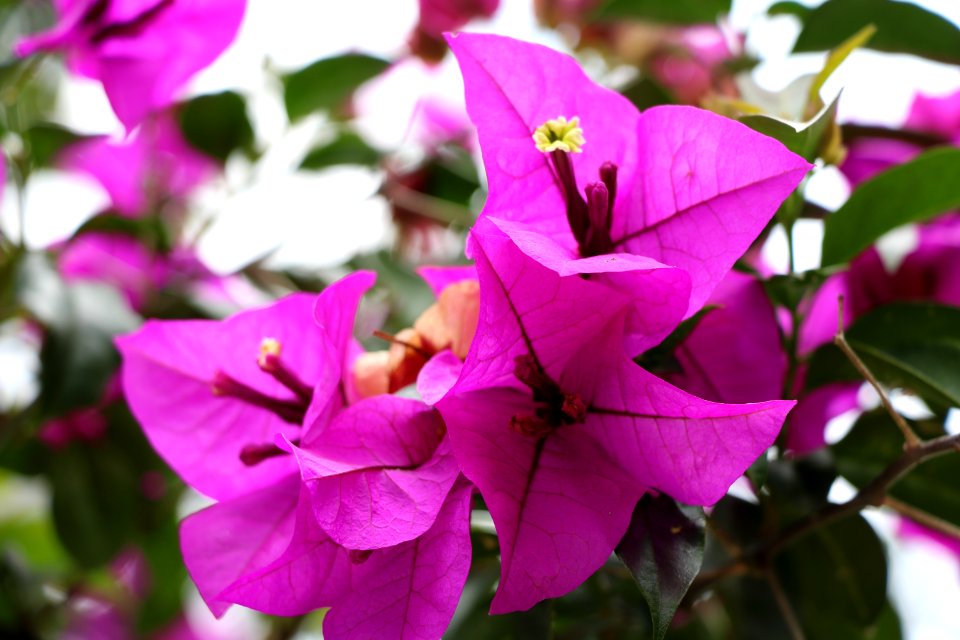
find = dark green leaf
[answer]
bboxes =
[775,514,887,638]
[834,410,960,525]
[594,0,731,24]
[616,494,705,640]
[283,54,390,122]
[24,123,89,168]
[621,76,674,111]
[805,303,960,410]
[870,603,904,640]
[767,1,810,18]
[299,131,381,170]
[179,91,255,162]
[762,269,828,310]
[635,305,717,375]
[791,0,960,65]
[822,147,960,266]
[48,443,137,567]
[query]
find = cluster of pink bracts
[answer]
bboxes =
[114,32,812,638]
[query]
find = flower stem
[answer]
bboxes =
[833,295,921,448]
[766,567,806,640]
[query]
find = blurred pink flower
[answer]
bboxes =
[648,25,741,105]
[16,0,246,129]
[898,518,960,557]
[841,89,960,187]
[59,114,217,217]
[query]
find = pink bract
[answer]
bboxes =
[59,114,217,217]
[448,32,810,332]
[436,218,793,612]
[16,0,246,129]
[116,290,343,500]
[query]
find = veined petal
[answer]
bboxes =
[447,32,641,243]
[439,388,640,613]
[180,474,300,618]
[116,293,326,500]
[617,105,811,315]
[322,479,474,640]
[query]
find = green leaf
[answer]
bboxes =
[616,494,705,640]
[808,25,876,104]
[24,123,89,168]
[834,411,960,526]
[740,95,839,162]
[48,443,138,567]
[179,91,255,162]
[775,515,888,639]
[594,0,731,24]
[767,1,810,18]
[621,76,675,111]
[283,54,390,122]
[822,147,960,266]
[791,0,960,65]
[635,305,717,375]
[299,131,381,170]
[805,303,960,410]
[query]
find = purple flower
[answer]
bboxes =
[117,272,472,638]
[59,233,164,311]
[840,89,960,187]
[16,0,246,129]
[433,218,793,613]
[59,114,217,217]
[409,0,498,61]
[448,33,810,350]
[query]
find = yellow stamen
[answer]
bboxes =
[258,337,282,368]
[533,116,585,153]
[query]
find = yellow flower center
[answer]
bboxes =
[533,116,585,153]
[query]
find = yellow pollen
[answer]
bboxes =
[258,337,282,366]
[533,116,585,154]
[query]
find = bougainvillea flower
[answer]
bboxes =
[786,382,861,454]
[287,395,460,550]
[839,137,920,187]
[59,232,163,310]
[120,271,473,638]
[16,0,246,129]
[410,0,499,60]
[898,518,960,557]
[448,33,810,328]
[840,89,960,187]
[435,219,794,612]
[647,25,741,105]
[664,270,787,404]
[38,373,121,448]
[59,114,217,217]
[206,478,473,638]
[905,90,960,144]
[116,291,339,500]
